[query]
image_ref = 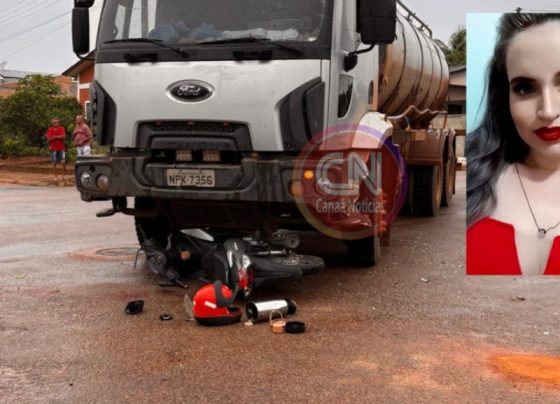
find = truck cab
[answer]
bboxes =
[72,0,454,267]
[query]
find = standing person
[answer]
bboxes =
[72,115,92,156]
[467,13,560,275]
[45,117,66,184]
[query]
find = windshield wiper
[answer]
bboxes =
[197,37,303,55]
[104,38,189,58]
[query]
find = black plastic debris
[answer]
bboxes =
[125,300,144,315]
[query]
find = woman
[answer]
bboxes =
[467,13,560,275]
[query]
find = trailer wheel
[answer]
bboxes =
[134,197,172,247]
[441,147,456,207]
[400,166,415,215]
[345,235,381,267]
[413,164,443,217]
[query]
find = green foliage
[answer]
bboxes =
[436,27,466,67]
[0,136,44,158]
[0,135,27,157]
[0,75,82,156]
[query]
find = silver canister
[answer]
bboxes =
[245,299,297,323]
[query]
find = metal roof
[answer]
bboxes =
[0,69,40,79]
[449,65,466,73]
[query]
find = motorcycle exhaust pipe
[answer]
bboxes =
[245,299,297,323]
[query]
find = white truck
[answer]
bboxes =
[72,0,455,277]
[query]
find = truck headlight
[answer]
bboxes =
[80,172,92,187]
[96,175,110,192]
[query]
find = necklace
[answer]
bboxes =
[515,163,560,238]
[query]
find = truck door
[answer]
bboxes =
[327,0,377,130]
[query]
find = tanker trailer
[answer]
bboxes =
[71,0,455,277]
[378,1,454,216]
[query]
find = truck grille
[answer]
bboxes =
[147,121,245,134]
[136,121,253,152]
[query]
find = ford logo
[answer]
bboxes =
[168,80,214,102]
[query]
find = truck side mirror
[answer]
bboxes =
[75,0,95,7]
[72,7,90,56]
[357,0,397,45]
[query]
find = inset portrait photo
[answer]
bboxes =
[466,13,560,275]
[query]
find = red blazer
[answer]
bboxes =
[467,217,560,275]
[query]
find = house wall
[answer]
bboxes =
[77,65,94,114]
[0,83,17,98]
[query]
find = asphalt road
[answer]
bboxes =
[1,171,560,403]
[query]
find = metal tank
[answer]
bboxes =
[378,8,449,128]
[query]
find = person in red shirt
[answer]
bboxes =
[72,115,92,156]
[45,117,66,184]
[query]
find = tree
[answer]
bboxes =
[436,27,466,66]
[0,75,81,151]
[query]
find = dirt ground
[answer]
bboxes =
[0,157,75,187]
[1,172,560,403]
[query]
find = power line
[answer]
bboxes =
[0,0,65,27]
[0,0,38,16]
[1,21,71,61]
[0,18,70,57]
[0,11,70,43]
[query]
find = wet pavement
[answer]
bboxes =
[1,171,560,403]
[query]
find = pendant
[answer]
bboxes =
[538,228,547,238]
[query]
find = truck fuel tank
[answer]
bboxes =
[378,12,449,128]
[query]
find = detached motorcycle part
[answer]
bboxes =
[285,321,306,334]
[125,300,144,315]
[159,313,173,321]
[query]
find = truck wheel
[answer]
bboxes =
[413,165,443,217]
[345,235,381,267]
[134,197,171,247]
[400,166,415,215]
[441,147,456,207]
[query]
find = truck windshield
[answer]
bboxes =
[98,0,331,47]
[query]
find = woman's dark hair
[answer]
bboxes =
[466,13,560,226]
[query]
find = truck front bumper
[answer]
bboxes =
[75,155,298,203]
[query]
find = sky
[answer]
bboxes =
[2,0,560,75]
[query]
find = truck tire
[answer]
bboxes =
[400,166,415,215]
[134,197,171,247]
[441,147,456,207]
[413,164,443,217]
[345,235,381,267]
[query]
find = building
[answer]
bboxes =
[0,67,75,99]
[0,68,34,84]
[62,52,95,117]
[433,65,466,160]
[0,68,36,98]
[446,66,466,115]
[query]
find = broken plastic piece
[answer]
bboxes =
[184,293,194,321]
[125,300,144,315]
[285,321,306,334]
